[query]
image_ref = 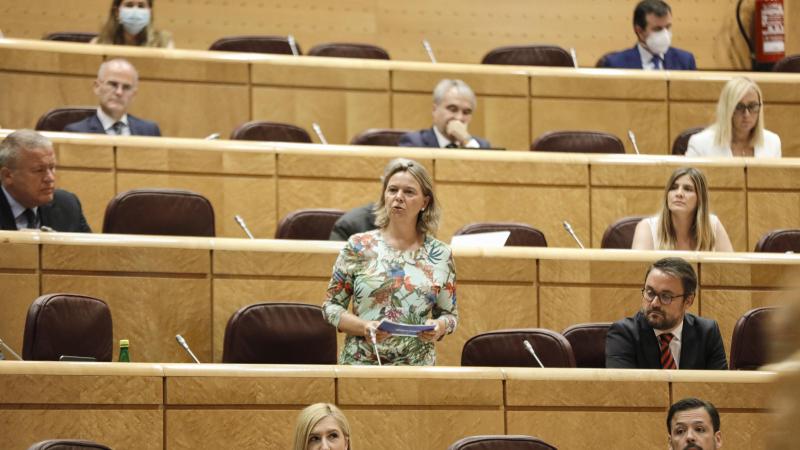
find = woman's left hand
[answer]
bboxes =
[418,319,446,342]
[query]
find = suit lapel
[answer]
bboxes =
[89,114,106,133]
[422,128,439,148]
[678,314,697,369]
[628,45,644,69]
[0,190,19,230]
[637,313,662,369]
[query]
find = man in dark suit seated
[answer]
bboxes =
[599,0,696,71]
[65,58,161,136]
[0,130,91,232]
[399,79,491,149]
[606,257,727,370]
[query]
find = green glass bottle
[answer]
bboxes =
[118,339,130,362]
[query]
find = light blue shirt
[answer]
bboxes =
[637,43,665,71]
[97,107,130,136]
[1,185,39,230]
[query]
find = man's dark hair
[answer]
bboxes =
[667,397,720,433]
[634,0,672,30]
[644,257,697,298]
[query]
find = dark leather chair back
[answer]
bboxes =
[22,294,113,361]
[600,216,645,249]
[222,302,337,364]
[454,222,547,247]
[275,209,345,240]
[482,45,573,67]
[729,306,778,370]
[35,107,95,132]
[461,329,576,368]
[531,131,625,154]
[754,229,800,253]
[42,32,98,43]
[27,440,112,450]
[230,121,312,143]
[350,128,409,146]
[209,35,301,55]
[103,189,216,237]
[672,126,705,155]
[772,55,800,72]
[308,43,390,60]
[561,322,611,368]
[448,435,557,450]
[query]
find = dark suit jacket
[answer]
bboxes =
[600,45,696,70]
[398,128,491,149]
[606,311,727,370]
[64,113,162,136]
[0,188,92,233]
[329,203,376,241]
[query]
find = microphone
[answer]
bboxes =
[205,133,220,140]
[523,340,544,368]
[422,39,437,63]
[368,327,382,367]
[569,47,579,68]
[175,334,201,363]
[562,221,585,249]
[0,337,23,360]
[627,129,640,155]
[287,34,300,56]
[311,122,328,145]
[234,215,255,239]
[39,226,55,232]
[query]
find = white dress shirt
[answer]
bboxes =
[97,108,131,136]
[433,126,480,149]
[2,185,39,230]
[637,43,664,71]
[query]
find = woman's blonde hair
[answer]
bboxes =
[373,158,440,236]
[711,76,765,150]
[293,403,351,450]
[96,0,172,47]
[656,167,716,251]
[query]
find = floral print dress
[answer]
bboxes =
[322,229,457,365]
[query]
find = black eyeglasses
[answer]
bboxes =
[641,288,686,305]
[734,102,761,115]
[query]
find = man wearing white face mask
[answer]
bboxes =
[600,0,696,70]
[92,0,173,48]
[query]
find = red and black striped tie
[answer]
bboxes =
[659,333,677,370]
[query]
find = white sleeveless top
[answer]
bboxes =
[646,214,720,249]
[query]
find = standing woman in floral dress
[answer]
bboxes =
[322,158,457,365]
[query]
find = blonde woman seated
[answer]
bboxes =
[293,403,351,450]
[632,167,733,251]
[686,76,780,158]
[92,0,174,48]
[322,158,457,366]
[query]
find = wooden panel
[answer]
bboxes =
[0,274,39,361]
[700,289,785,356]
[0,409,162,450]
[347,409,503,450]
[531,99,668,155]
[437,184,589,245]
[0,72,95,131]
[42,275,212,363]
[507,410,663,450]
[436,156,587,185]
[539,286,638,333]
[531,71,666,100]
[391,68,529,96]
[539,259,649,285]
[213,250,337,277]
[116,172,275,238]
[133,80,249,139]
[747,192,800,249]
[166,409,296,450]
[700,262,800,288]
[276,153,422,179]
[713,413,772,450]
[591,163,745,189]
[251,59,390,90]
[277,177,376,220]
[669,101,715,149]
[119,55,249,84]
[42,245,209,273]
[338,377,502,406]
[55,143,114,169]
[0,374,161,404]
[167,377,333,404]
[0,242,38,269]
[672,379,776,409]
[251,87,390,145]
[590,186,661,248]
[0,46,101,75]
[507,377,668,407]
[116,146,276,176]
[747,165,800,189]
[766,105,800,158]
[455,255,537,283]
[56,169,114,233]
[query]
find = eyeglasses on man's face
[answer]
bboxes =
[641,287,686,305]
[734,102,761,115]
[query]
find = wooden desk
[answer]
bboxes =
[1,232,797,367]
[0,362,776,450]
[3,39,800,155]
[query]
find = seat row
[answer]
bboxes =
[18,293,776,370]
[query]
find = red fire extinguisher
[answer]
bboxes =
[737,0,785,70]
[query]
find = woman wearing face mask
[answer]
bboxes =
[631,167,733,252]
[93,0,173,48]
[686,77,781,158]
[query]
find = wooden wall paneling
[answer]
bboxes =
[0,240,39,362]
[0,72,96,131]
[53,142,115,232]
[747,192,800,251]
[0,43,102,75]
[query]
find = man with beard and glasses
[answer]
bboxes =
[667,398,722,450]
[605,257,727,369]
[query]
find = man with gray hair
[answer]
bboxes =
[65,58,161,136]
[399,79,491,149]
[0,130,91,232]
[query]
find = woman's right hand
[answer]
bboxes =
[364,320,391,343]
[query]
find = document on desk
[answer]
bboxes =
[450,231,510,248]
[378,320,435,337]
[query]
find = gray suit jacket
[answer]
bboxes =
[398,128,491,149]
[64,113,161,136]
